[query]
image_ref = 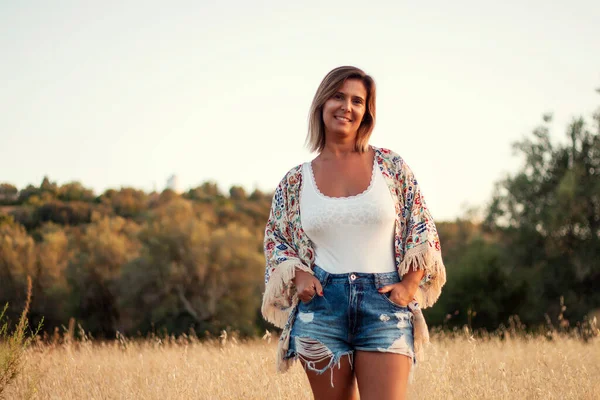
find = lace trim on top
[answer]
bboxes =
[307,154,378,200]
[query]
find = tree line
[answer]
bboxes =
[0,108,598,338]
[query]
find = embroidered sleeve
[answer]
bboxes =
[399,162,447,308]
[261,176,313,328]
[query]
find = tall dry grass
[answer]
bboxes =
[0,277,42,398]
[3,325,599,400]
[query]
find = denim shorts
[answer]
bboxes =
[285,265,415,378]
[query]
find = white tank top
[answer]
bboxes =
[300,158,397,274]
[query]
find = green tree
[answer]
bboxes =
[119,198,264,336]
[17,185,39,205]
[229,185,247,200]
[0,184,18,205]
[34,201,94,227]
[486,109,600,326]
[99,187,149,219]
[66,216,141,337]
[40,176,58,196]
[0,221,36,318]
[57,182,95,202]
[0,184,17,196]
[32,223,72,328]
[184,182,223,203]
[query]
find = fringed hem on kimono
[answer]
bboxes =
[261,260,314,373]
[400,244,447,309]
[402,243,446,361]
[261,259,313,328]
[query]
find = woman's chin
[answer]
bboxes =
[325,126,354,137]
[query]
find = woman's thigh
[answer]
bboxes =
[286,274,356,398]
[354,351,411,400]
[286,270,352,372]
[301,356,359,400]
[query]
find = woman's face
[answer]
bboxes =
[322,79,367,140]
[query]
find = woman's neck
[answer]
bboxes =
[320,141,357,159]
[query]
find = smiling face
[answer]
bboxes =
[321,79,368,141]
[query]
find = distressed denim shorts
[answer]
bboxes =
[285,265,415,378]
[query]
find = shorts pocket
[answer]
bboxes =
[374,281,409,310]
[300,293,317,306]
[299,274,329,307]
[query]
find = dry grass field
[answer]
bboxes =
[3,329,599,400]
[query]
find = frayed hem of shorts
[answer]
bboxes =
[284,348,354,388]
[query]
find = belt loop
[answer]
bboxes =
[313,265,329,285]
[322,269,330,286]
[314,265,322,281]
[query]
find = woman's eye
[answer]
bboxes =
[353,99,363,105]
[334,93,343,100]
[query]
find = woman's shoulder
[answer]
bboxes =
[276,163,305,190]
[374,146,400,159]
[372,146,408,172]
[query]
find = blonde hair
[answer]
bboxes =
[306,66,376,153]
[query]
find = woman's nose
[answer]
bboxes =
[341,99,352,112]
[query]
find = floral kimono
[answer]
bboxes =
[262,146,446,372]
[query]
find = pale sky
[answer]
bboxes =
[1,1,599,221]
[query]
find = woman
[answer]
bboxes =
[262,66,446,400]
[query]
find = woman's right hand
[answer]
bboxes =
[293,269,324,303]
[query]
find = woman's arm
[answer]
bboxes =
[397,161,447,308]
[261,176,313,327]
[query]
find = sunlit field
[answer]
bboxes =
[4,329,599,400]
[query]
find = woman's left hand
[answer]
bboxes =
[378,281,419,307]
